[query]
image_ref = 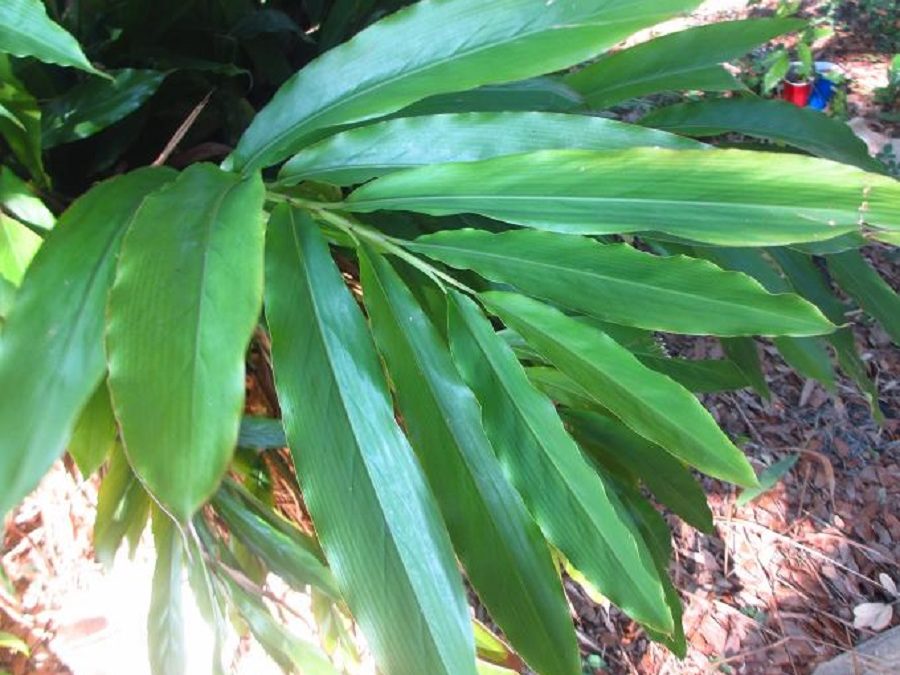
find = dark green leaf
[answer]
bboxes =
[228,0,701,171]
[345,148,900,246]
[447,292,674,635]
[827,249,900,346]
[565,410,713,532]
[737,454,799,506]
[641,98,883,172]
[237,415,287,450]
[0,0,100,74]
[212,479,340,600]
[0,167,175,520]
[42,69,166,148]
[722,338,771,399]
[482,292,757,487]
[264,205,475,675]
[411,229,834,336]
[360,248,578,675]
[279,112,703,186]
[107,164,265,521]
[566,19,800,108]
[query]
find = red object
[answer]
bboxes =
[781,79,813,107]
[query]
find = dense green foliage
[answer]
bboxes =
[1,1,899,673]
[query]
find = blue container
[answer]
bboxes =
[808,76,834,111]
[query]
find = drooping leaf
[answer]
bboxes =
[737,454,799,506]
[700,247,836,391]
[564,410,713,532]
[68,379,117,476]
[447,292,674,635]
[768,248,883,419]
[827,249,900,346]
[411,229,834,336]
[345,148,900,246]
[0,167,174,520]
[642,98,883,173]
[0,211,41,285]
[638,355,750,393]
[212,479,340,600]
[0,0,100,74]
[565,19,800,109]
[42,69,166,148]
[0,166,54,231]
[360,248,579,675]
[93,442,151,568]
[279,112,703,186]
[722,337,771,400]
[482,292,757,487]
[264,205,475,675]
[228,0,701,171]
[106,164,265,522]
[226,579,338,675]
[148,508,187,675]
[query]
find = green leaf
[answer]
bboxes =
[148,508,186,675]
[699,247,835,391]
[279,112,703,186]
[212,479,340,601]
[106,164,265,522]
[226,578,338,675]
[722,337,771,399]
[0,275,13,324]
[237,415,287,450]
[0,0,101,75]
[93,442,151,568]
[42,69,166,148]
[0,167,174,520]
[264,205,475,675]
[0,631,28,656]
[564,410,713,532]
[344,148,900,246]
[0,57,44,183]
[447,292,674,635]
[0,166,54,231]
[68,379,117,476]
[763,50,790,93]
[360,248,578,675]
[638,355,750,393]
[0,211,41,285]
[768,248,883,419]
[228,0,701,171]
[566,19,800,109]
[482,292,757,487]
[411,229,834,336]
[642,98,883,172]
[397,77,585,117]
[827,250,900,346]
[737,454,799,506]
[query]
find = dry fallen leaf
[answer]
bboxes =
[878,573,898,597]
[853,602,894,631]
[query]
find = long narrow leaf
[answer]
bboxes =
[107,164,265,521]
[447,292,674,635]
[0,167,174,519]
[228,0,700,171]
[360,248,578,675]
[482,292,758,487]
[827,249,900,346]
[345,148,900,246]
[264,205,475,675]
[279,112,703,186]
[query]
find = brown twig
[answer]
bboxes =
[152,91,212,167]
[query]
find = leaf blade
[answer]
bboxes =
[0,0,100,74]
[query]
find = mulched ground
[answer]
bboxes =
[2,1,898,674]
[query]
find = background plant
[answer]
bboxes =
[1,1,899,674]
